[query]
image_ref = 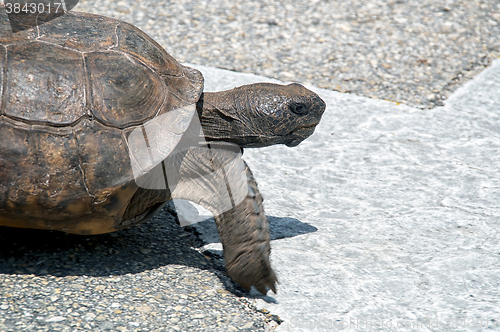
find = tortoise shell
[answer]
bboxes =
[0,10,204,234]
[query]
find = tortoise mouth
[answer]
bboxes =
[290,123,319,135]
[289,123,318,132]
[285,123,318,147]
[300,123,318,129]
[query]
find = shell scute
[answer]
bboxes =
[4,42,86,124]
[38,12,119,52]
[0,117,92,220]
[85,51,168,128]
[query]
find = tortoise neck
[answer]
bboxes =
[196,91,249,146]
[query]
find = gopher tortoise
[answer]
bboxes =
[0,9,325,294]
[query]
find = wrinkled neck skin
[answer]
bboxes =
[196,90,262,148]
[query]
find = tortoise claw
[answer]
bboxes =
[226,251,277,295]
[269,279,277,294]
[255,275,278,295]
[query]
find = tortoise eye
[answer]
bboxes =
[290,103,308,115]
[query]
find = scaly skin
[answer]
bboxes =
[214,161,276,294]
[197,83,326,148]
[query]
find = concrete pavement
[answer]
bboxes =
[186,60,500,331]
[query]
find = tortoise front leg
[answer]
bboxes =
[166,144,277,294]
[214,162,277,294]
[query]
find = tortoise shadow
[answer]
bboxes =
[0,208,207,278]
[0,207,316,296]
[192,215,318,245]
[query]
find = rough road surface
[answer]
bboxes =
[0,1,499,331]
[192,60,500,331]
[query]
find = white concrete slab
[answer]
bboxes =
[186,62,500,331]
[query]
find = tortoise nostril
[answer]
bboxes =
[290,103,308,115]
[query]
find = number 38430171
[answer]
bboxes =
[5,2,64,14]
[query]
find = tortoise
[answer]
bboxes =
[0,9,326,294]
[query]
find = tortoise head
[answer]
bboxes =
[197,83,326,148]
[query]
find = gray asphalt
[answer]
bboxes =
[1,0,499,331]
[76,0,500,109]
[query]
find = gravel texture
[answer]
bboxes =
[1,0,498,331]
[0,207,275,331]
[75,0,500,109]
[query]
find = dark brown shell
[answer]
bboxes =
[0,9,203,234]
